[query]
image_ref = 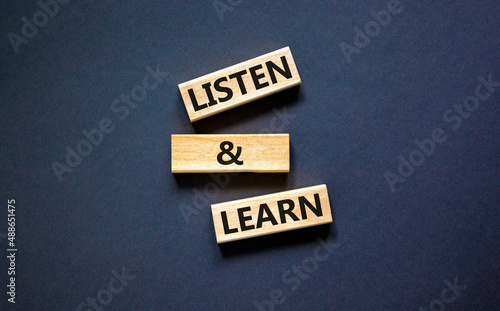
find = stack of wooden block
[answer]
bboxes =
[173,47,332,244]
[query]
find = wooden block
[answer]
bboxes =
[178,47,301,122]
[211,185,332,244]
[171,134,289,173]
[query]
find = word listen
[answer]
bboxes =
[178,47,301,122]
[212,185,332,243]
[171,134,289,173]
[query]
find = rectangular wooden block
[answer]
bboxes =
[211,185,332,244]
[178,47,301,122]
[171,134,289,173]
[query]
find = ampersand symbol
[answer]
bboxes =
[217,141,243,165]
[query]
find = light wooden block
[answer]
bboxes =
[178,47,301,122]
[211,185,332,244]
[171,134,289,173]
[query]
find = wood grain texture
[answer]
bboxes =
[212,185,332,243]
[178,47,301,122]
[171,134,289,173]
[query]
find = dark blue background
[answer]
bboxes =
[1,0,499,310]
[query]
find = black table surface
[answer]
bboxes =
[1,1,499,310]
